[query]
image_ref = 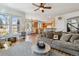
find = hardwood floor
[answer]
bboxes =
[25,34,39,43]
[14,34,39,46]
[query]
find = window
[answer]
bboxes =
[12,16,19,34]
[67,18,78,32]
[0,14,9,36]
[0,14,20,36]
[0,12,22,37]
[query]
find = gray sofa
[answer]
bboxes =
[39,32,79,56]
[51,34,79,56]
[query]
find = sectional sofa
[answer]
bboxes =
[38,31,79,56]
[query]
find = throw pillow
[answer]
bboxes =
[53,35,58,40]
[70,34,79,43]
[74,39,79,44]
[60,34,72,42]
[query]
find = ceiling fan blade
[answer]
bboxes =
[44,7,52,9]
[34,8,40,11]
[40,3,46,6]
[32,3,39,7]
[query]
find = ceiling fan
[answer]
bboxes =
[32,3,52,13]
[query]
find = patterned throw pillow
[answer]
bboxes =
[53,35,58,40]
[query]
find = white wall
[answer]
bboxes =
[55,16,67,32]
[25,13,41,20]
[55,11,79,32]
[25,12,52,21]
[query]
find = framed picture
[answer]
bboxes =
[53,35,58,40]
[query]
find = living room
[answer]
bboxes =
[0,3,79,56]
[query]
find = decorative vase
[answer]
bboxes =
[37,41,45,49]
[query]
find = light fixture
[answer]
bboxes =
[39,7,44,11]
[39,7,44,12]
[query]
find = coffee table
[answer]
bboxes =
[32,43,51,55]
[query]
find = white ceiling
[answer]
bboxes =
[2,3,79,21]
